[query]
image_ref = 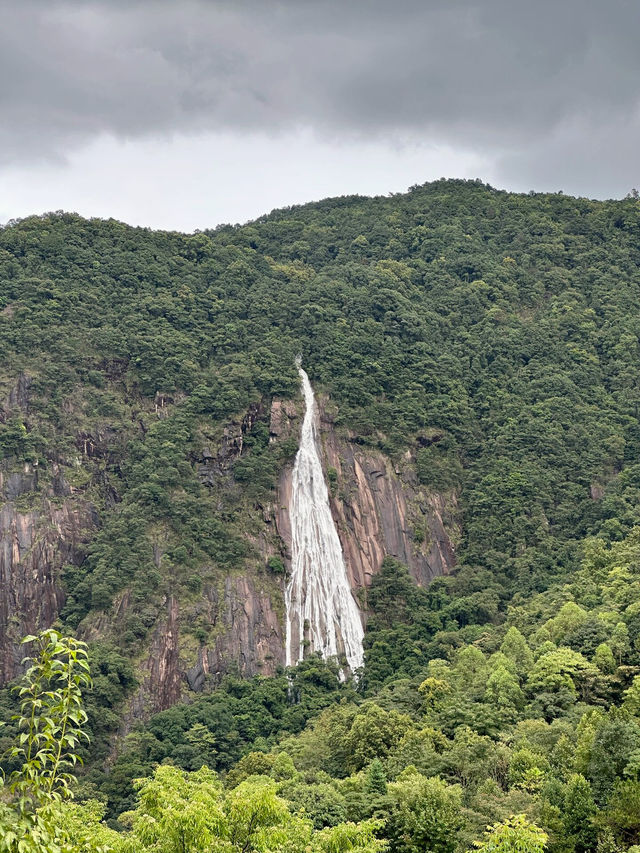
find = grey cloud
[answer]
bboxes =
[2,0,639,194]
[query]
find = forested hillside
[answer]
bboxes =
[2,179,640,850]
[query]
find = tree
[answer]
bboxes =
[184,722,218,770]
[115,765,385,852]
[313,820,387,853]
[544,602,588,645]
[550,734,575,781]
[445,726,499,789]
[500,628,534,675]
[564,774,597,853]
[225,775,298,852]
[279,777,348,829]
[624,676,640,716]
[473,814,548,853]
[344,704,413,773]
[53,799,121,853]
[485,665,525,713]
[419,676,453,712]
[387,769,462,853]
[0,630,92,853]
[366,759,388,795]
[588,708,640,799]
[599,781,640,847]
[225,751,276,788]
[527,648,599,718]
[508,747,549,793]
[609,623,630,666]
[118,765,226,852]
[575,710,604,776]
[592,644,616,675]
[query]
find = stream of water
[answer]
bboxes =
[284,364,365,677]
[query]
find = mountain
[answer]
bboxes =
[2,179,640,845]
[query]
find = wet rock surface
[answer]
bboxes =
[275,395,457,599]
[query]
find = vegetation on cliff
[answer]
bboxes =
[2,179,640,849]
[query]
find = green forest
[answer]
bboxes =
[2,179,640,851]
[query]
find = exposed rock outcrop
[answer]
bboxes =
[0,467,96,683]
[6,373,31,413]
[0,384,457,713]
[274,395,457,599]
[122,573,284,717]
[186,575,283,691]
[324,440,457,589]
[198,401,264,488]
[130,595,182,715]
[269,399,299,442]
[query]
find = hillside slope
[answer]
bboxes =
[4,180,640,847]
[1,178,640,720]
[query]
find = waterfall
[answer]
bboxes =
[284,364,365,677]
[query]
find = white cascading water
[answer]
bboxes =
[284,363,365,677]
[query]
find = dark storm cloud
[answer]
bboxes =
[2,0,639,193]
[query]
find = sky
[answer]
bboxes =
[1,0,639,232]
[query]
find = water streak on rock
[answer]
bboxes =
[284,365,364,675]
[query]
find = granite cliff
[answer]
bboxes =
[272,395,457,612]
[0,374,97,683]
[0,387,457,716]
[130,391,457,711]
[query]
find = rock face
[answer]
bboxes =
[123,574,284,718]
[6,373,31,411]
[143,388,457,710]
[0,372,98,684]
[127,595,182,717]
[0,466,96,683]
[323,440,457,590]
[274,396,457,601]
[198,401,265,489]
[185,575,283,692]
[0,382,457,713]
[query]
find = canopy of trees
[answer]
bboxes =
[3,180,640,850]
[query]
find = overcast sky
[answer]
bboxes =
[1,0,639,231]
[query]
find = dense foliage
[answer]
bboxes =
[0,631,92,852]
[3,181,640,615]
[3,180,640,850]
[99,530,640,850]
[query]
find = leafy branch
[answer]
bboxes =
[0,629,92,852]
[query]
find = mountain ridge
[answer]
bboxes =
[2,181,640,841]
